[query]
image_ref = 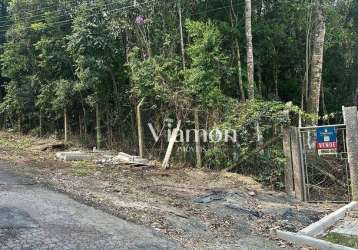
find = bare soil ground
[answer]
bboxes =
[0,132,339,249]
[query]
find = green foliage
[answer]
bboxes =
[128,47,181,102]
[0,0,356,189]
[250,147,287,190]
[52,79,74,111]
[204,146,232,170]
[184,20,228,106]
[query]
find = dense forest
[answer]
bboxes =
[0,0,357,184]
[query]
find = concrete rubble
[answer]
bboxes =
[55,151,96,162]
[95,152,152,167]
[56,151,152,167]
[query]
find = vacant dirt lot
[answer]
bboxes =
[0,132,338,249]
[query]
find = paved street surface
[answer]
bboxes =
[0,162,179,250]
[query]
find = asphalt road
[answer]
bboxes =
[0,162,179,250]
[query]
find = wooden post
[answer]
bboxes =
[64,108,68,143]
[343,106,358,201]
[162,120,182,169]
[137,99,145,158]
[194,108,202,168]
[95,103,101,150]
[290,127,305,201]
[283,127,294,196]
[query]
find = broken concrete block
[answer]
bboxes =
[56,151,95,162]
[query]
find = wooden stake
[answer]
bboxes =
[137,99,145,158]
[162,120,182,169]
[64,108,68,143]
[96,103,101,150]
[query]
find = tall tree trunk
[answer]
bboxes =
[3,111,6,129]
[273,47,279,98]
[17,113,22,133]
[235,40,246,101]
[300,5,313,127]
[64,108,68,143]
[307,0,326,119]
[257,62,263,97]
[96,103,101,150]
[79,93,87,140]
[230,0,245,101]
[194,108,202,168]
[106,108,113,148]
[79,113,82,140]
[178,0,186,70]
[245,0,255,100]
[274,63,279,98]
[39,110,42,137]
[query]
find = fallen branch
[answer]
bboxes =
[314,160,347,188]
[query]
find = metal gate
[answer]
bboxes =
[299,125,351,203]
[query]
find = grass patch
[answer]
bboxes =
[71,161,93,177]
[322,232,358,248]
[0,136,32,152]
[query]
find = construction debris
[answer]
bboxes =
[95,152,152,167]
[56,151,96,162]
[56,149,153,167]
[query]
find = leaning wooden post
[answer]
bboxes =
[343,106,358,201]
[162,120,182,169]
[137,99,145,158]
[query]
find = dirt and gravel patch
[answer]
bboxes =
[0,131,339,249]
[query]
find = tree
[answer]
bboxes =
[229,0,245,101]
[67,1,124,149]
[184,20,227,107]
[245,0,254,100]
[306,0,326,119]
[0,0,41,131]
[0,0,8,106]
[52,80,74,142]
[352,0,358,106]
[34,3,73,137]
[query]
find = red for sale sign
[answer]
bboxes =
[316,127,337,150]
[316,141,337,150]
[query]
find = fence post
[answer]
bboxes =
[343,106,358,201]
[283,127,294,196]
[137,99,145,158]
[290,127,305,201]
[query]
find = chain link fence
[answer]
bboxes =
[300,126,351,203]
